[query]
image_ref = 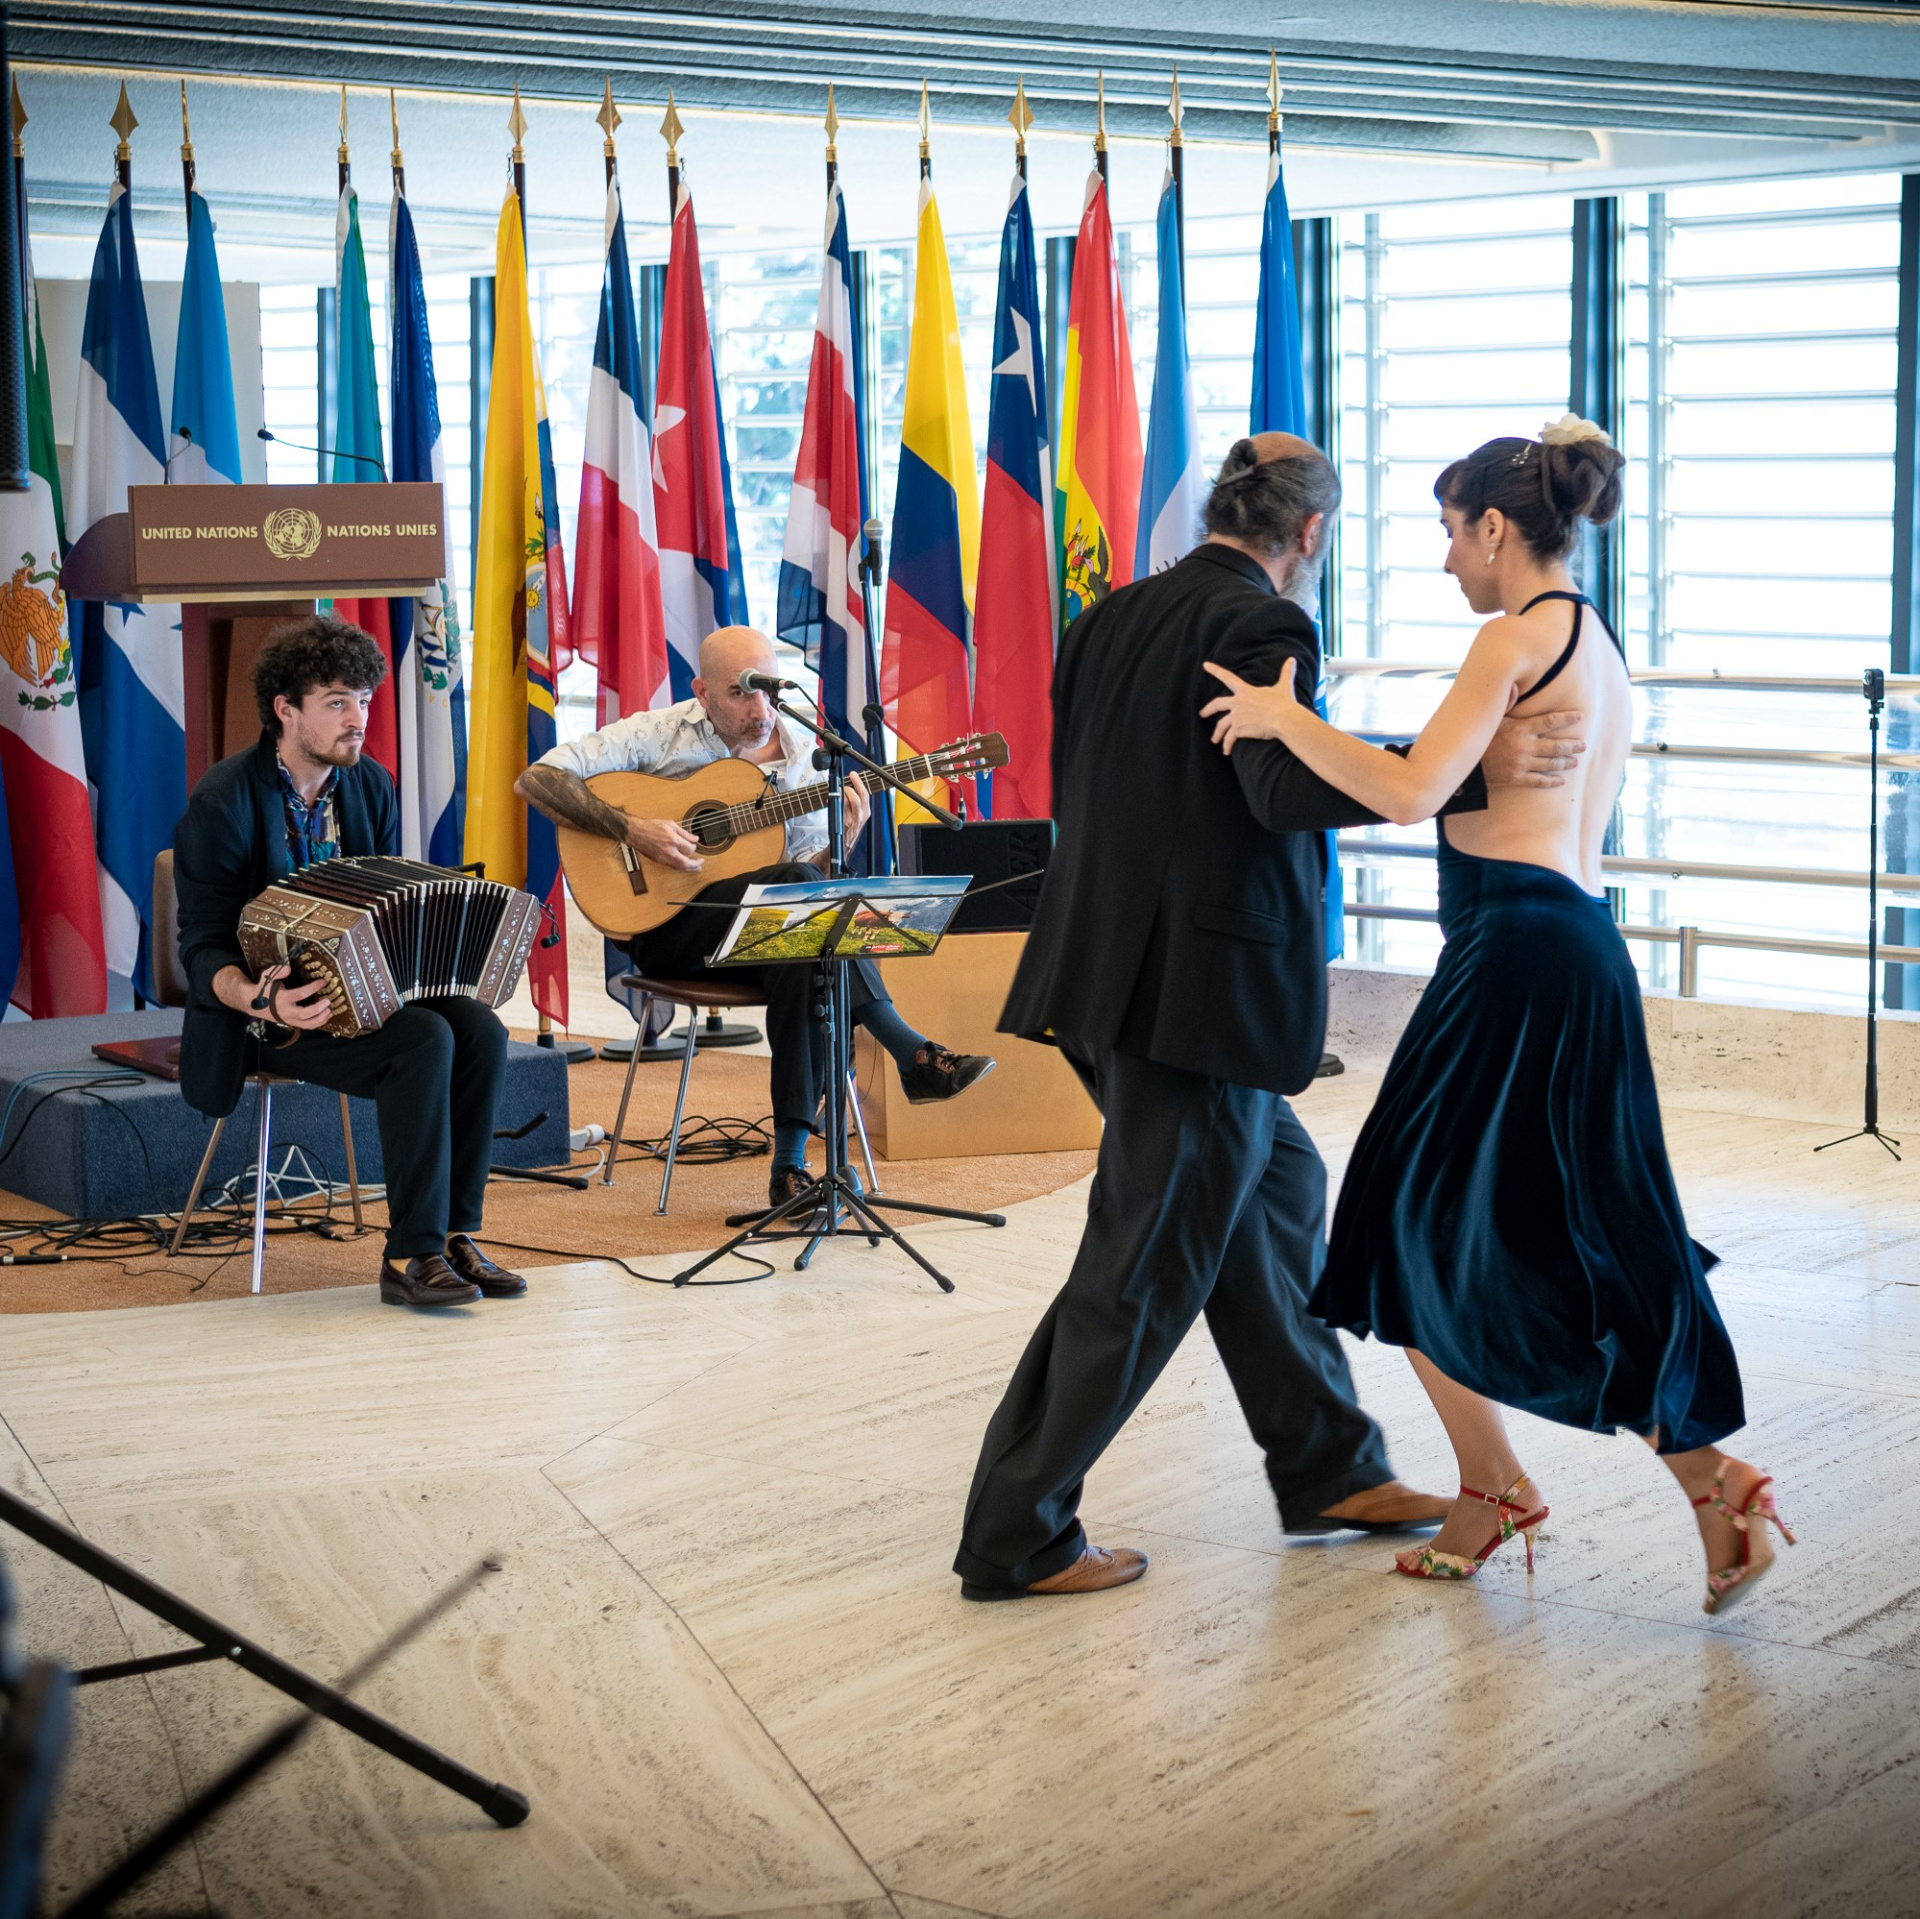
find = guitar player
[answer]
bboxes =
[515,625,994,1213]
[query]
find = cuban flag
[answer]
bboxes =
[573,172,669,727]
[1136,169,1206,580]
[168,185,241,485]
[972,166,1055,821]
[389,182,468,865]
[653,178,747,697]
[776,177,890,871]
[71,183,185,995]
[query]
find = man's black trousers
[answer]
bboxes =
[270,998,508,1260]
[953,1045,1394,1592]
[624,862,893,1134]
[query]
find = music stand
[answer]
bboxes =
[666,705,1008,1294]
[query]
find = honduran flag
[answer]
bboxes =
[573,171,669,727]
[0,204,107,1015]
[329,178,399,779]
[389,181,469,865]
[70,182,185,995]
[776,177,889,869]
[168,184,241,486]
[881,177,979,813]
[653,178,747,697]
[971,166,1055,820]
[1136,169,1207,580]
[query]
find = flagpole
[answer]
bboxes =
[12,79,27,317]
[1010,74,1031,182]
[1094,69,1108,185]
[390,87,405,196]
[337,83,349,197]
[917,78,930,184]
[110,81,135,193]
[661,86,682,221]
[1168,67,1185,305]
[824,83,838,194]
[597,77,620,189]
[1269,48,1282,164]
[509,82,527,237]
[178,78,195,216]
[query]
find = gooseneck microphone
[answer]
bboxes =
[734,668,799,696]
[257,426,386,479]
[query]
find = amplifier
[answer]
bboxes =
[896,818,1055,933]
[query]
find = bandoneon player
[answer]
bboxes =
[171,617,528,1309]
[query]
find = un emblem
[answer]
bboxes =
[262,507,323,562]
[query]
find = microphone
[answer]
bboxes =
[163,425,196,478]
[735,668,798,696]
[861,516,884,587]
[257,426,386,480]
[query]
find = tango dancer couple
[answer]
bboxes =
[956,422,1790,1618]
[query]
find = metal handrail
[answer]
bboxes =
[1328,661,1920,693]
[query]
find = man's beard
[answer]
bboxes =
[1279,543,1328,615]
[299,728,364,766]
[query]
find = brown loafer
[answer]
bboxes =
[444,1234,528,1298]
[379,1254,481,1309]
[961,1544,1150,1602]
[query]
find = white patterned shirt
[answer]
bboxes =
[536,698,828,863]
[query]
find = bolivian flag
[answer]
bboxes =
[881,178,980,814]
[1056,169,1142,636]
[465,188,571,1022]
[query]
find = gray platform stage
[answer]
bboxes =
[0,1010,571,1219]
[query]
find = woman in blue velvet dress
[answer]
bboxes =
[1201,419,1790,1617]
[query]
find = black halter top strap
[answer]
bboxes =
[1513,590,1623,704]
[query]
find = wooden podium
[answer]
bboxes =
[59,482,445,783]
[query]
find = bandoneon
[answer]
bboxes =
[237,858,542,1039]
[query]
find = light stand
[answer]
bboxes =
[668,701,1006,1294]
[1818,666,1902,1160]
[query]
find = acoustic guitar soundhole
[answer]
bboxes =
[685,802,737,852]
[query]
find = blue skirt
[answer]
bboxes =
[1310,834,1744,1453]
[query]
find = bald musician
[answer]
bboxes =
[516,627,993,1212]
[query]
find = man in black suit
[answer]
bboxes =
[172,617,526,1310]
[954,434,1587,1598]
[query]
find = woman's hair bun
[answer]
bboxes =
[1435,417,1625,557]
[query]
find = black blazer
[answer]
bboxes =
[172,733,399,1118]
[1000,543,1485,1096]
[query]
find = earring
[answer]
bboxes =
[1485,548,1498,568]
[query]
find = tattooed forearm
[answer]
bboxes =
[515,764,629,841]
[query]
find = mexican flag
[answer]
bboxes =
[0,233,107,1015]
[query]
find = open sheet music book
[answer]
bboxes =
[708,875,971,966]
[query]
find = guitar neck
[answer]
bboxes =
[720,750,955,833]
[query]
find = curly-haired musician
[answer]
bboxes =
[171,617,526,1309]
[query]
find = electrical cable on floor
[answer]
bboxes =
[612,1114,773,1164]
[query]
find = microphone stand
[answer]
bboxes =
[669,698,1006,1293]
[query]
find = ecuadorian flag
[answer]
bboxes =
[881,178,979,813]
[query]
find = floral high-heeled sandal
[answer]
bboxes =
[1696,1466,1795,1616]
[1393,1473,1548,1580]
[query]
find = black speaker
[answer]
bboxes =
[897,818,1055,933]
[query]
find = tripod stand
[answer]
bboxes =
[1819,666,1901,1160]
[669,701,1006,1293]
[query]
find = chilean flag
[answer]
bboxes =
[573,172,669,727]
[653,180,747,697]
[776,177,889,871]
[972,167,1055,820]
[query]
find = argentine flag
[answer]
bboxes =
[72,183,185,994]
[169,185,242,485]
[1135,169,1207,579]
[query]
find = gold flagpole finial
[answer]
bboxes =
[508,82,527,163]
[824,83,839,166]
[390,88,405,171]
[1168,66,1183,149]
[179,78,194,165]
[337,83,350,166]
[918,79,930,164]
[1269,50,1282,134]
[110,82,138,162]
[1094,69,1107,155]
[11,77,26,160]
[660,87,683,165]
[597,78,621,157]
[1009,75,1033,157]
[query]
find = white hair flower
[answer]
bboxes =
[1540,413,1612,448]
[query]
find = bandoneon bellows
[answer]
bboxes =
[237,859,542,1039]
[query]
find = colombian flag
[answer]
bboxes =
[1055,169,1141,636]
[881,178,979,813]
[466,188,570,1023]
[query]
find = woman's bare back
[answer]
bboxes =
[1443,592,1631,893]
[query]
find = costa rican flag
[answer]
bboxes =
[573,172,669,726]
[70,183,185,996]
[776,177,889,871]
[652,178,747,697]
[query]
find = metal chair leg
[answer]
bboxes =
[848,1070,879,1192]
[249,1078,273,1296]
[169,1117,226,1255]
[603,994,651,1188]
[656,1009,699,1217]
[338,1094,363,1229]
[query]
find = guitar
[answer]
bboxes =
[555,732,1010,937]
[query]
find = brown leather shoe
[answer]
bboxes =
[1290,1479,1451,1536]
[380,1254,481,1309]
[444,1234,528,1298]
[962,1544,1150,1602]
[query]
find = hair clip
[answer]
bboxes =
[1511,444,1533,466]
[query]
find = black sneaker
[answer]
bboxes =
[898,1043,996,1105]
